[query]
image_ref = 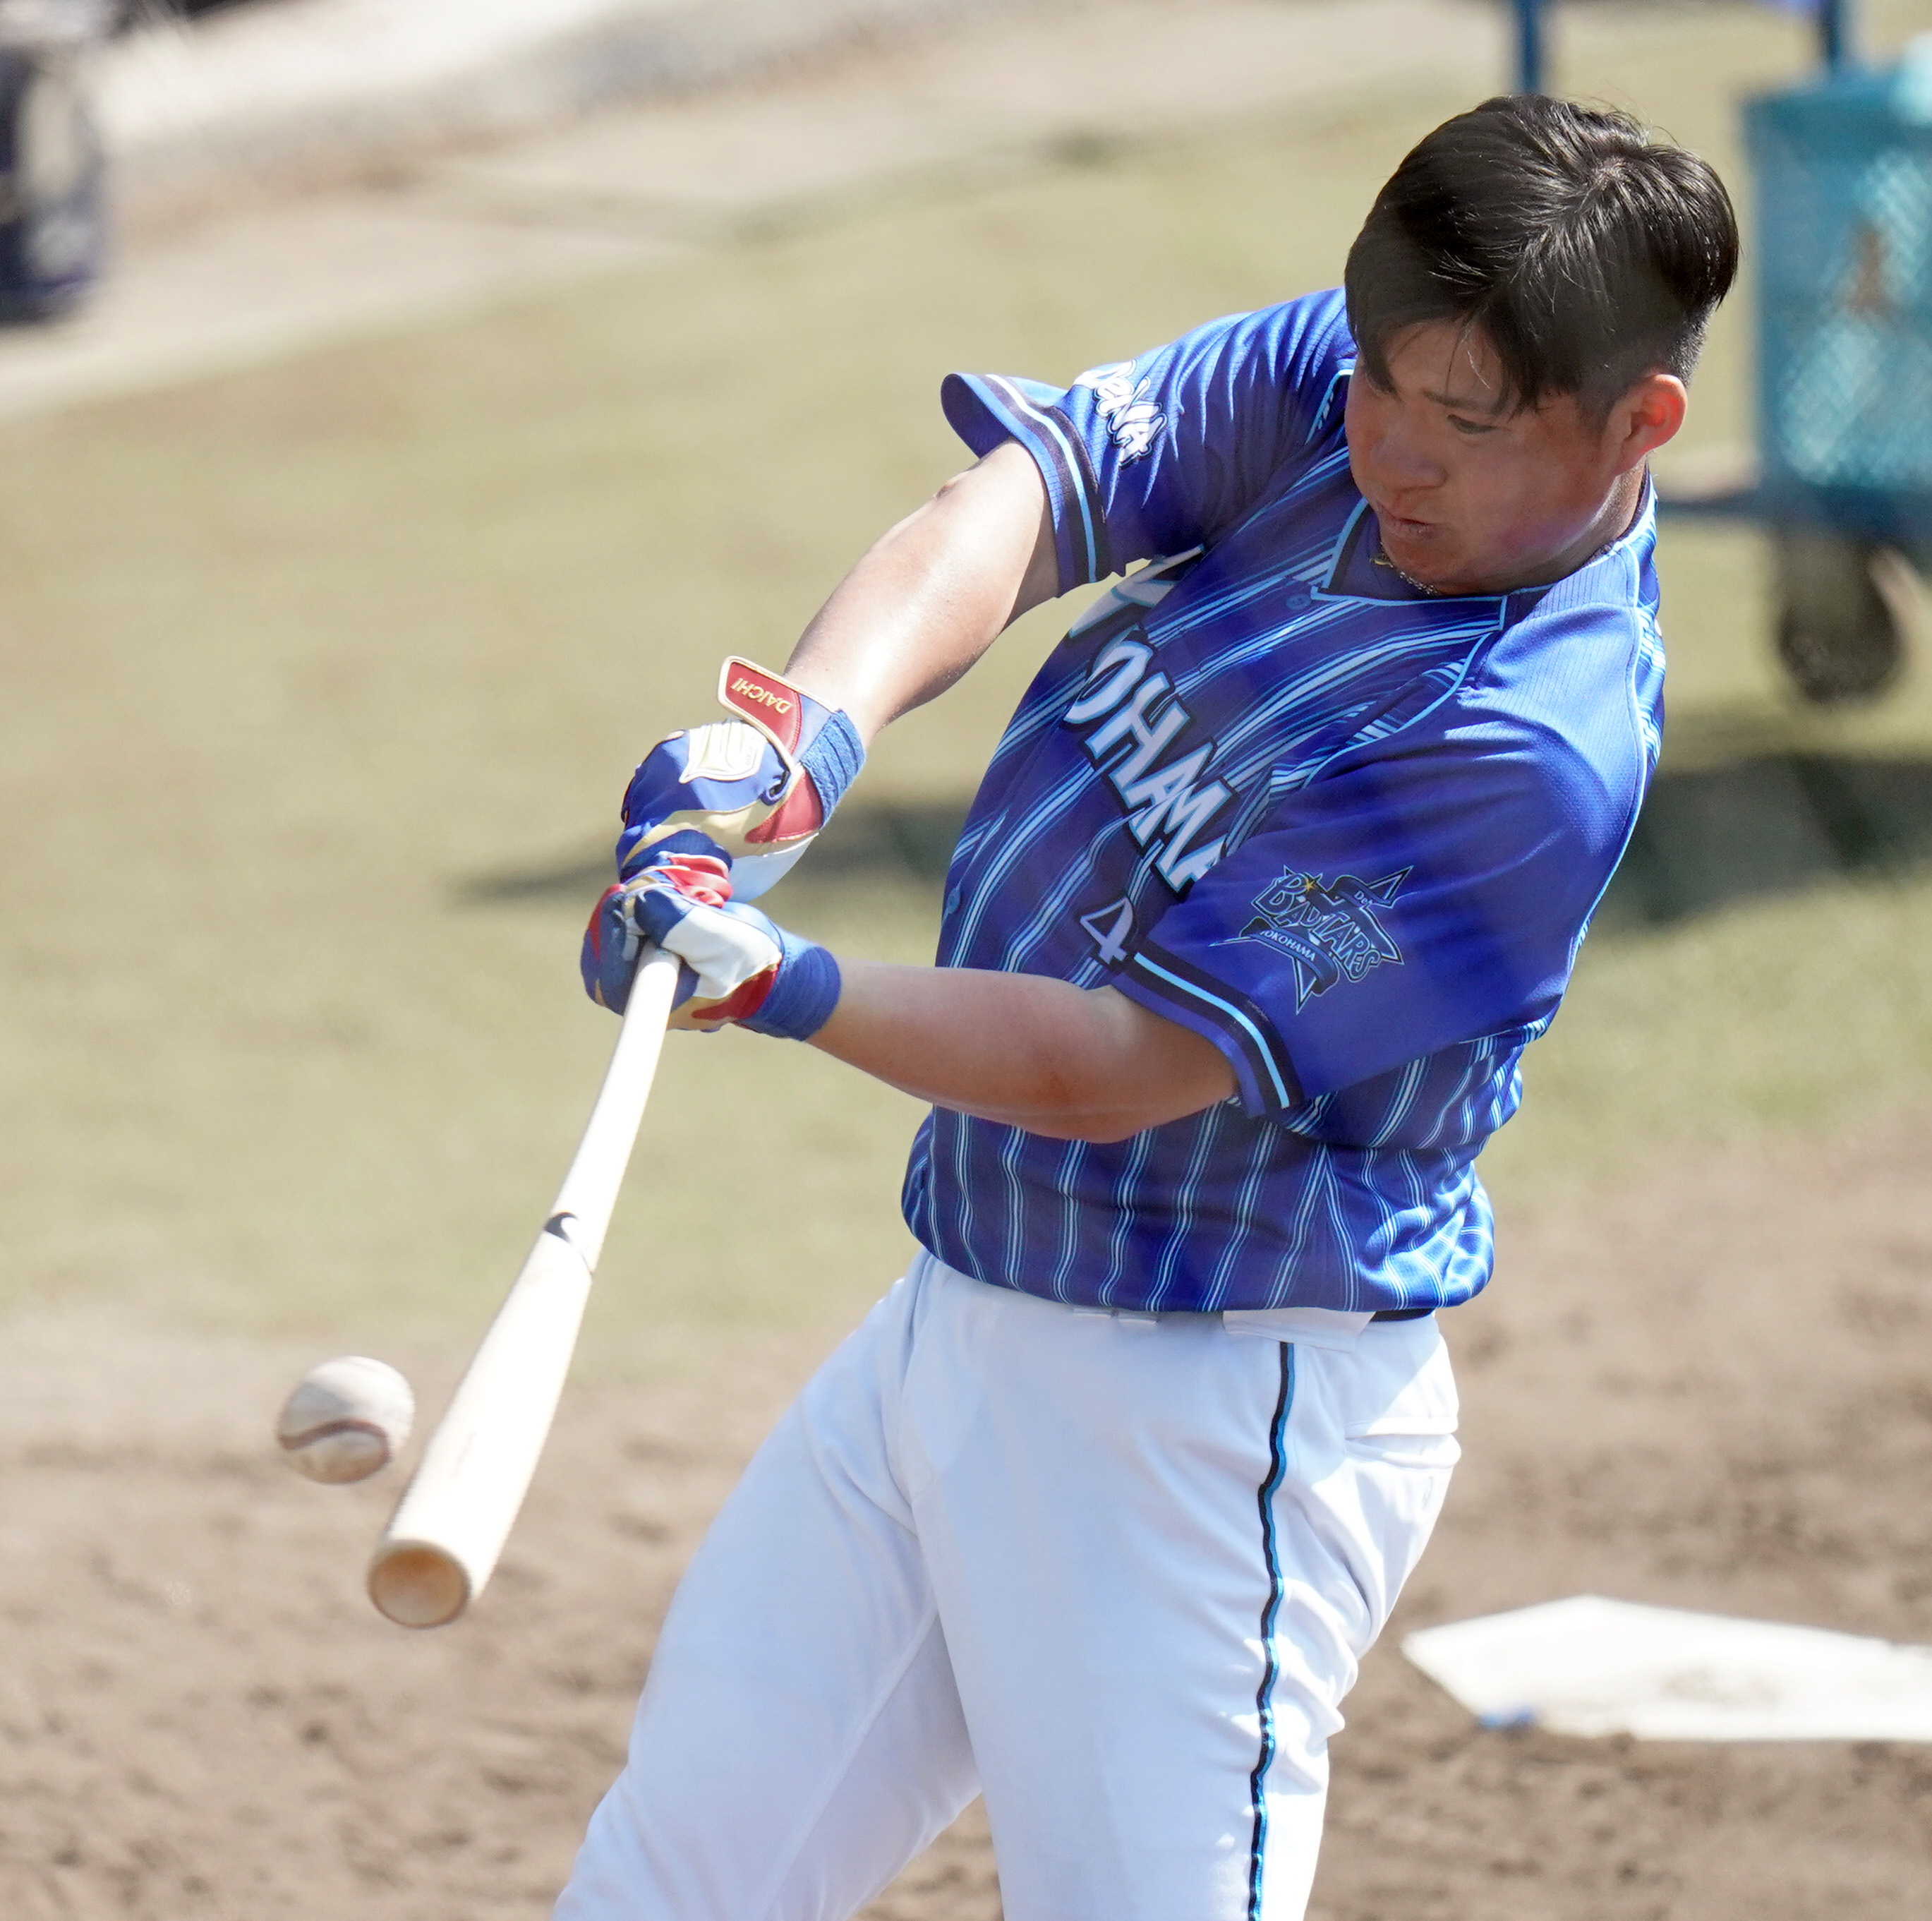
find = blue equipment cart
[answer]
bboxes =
[1515,0,1921,705]
[1743,34,1932,699]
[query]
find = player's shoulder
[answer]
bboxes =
[939,291,1353,470]
[1453,524,1665,838]
[1078,289,1354,477]
[1145,288,1354,394]
[1481,497,1660,720]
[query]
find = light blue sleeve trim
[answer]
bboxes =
[941,371,1108,589]
[1118,954,1297,1116]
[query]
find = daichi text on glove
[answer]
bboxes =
[613,660,864,902]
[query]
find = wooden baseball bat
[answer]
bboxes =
[367,944,682,1628]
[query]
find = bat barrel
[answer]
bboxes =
[366,946,680,1628]
[368,1224,595,1625]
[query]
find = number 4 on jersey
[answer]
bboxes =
[1079,896,1136,967]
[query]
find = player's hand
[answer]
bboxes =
[581,841,732,1014]
[615,658,865,902]
[581,854,841,1038]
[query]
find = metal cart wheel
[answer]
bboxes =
[1773,527,1905,705]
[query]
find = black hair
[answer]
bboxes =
[1344,95,1739,416]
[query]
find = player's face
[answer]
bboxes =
[1344,320,1685,595]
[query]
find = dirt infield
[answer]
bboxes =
[4,1112,1930,1920]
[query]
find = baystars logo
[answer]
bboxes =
[1062,632,1234,893]
[1074,362,1165,462]
[1238,867,1410,1008]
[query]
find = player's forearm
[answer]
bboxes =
[809,960,1236,1143]
[780,442,1059,741]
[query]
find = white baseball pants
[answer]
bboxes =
[555,1253,1459,1921]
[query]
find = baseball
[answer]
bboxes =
[276,1356,415,1484]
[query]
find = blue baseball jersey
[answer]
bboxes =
[898,289,1664,1314]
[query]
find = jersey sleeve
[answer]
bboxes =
[941,291,1355,594]
[1111,716,1632,1116]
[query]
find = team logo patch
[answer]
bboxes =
[1238,867,1411,1008]
[1073,362,1166,462]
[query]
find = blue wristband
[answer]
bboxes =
[799,709,866,814]
[742,932,843,1041]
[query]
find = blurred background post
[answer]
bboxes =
[0,0,104,320]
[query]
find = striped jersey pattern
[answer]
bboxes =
[900,292,1665,1313]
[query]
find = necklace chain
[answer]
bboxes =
[1372,551,1440,596]
[1368,498,1638,603]
[1372,529,1624,599]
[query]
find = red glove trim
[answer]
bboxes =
[687,966,778,1027]
[648,853,734,906]
[719,657,807,755]
[742,781,825,844]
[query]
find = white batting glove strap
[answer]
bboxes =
[652,898,784,1009]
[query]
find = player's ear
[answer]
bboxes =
[1605,371,1686,474]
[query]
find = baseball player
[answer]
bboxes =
[559,95,1737,1921]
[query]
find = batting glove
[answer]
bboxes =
[614,658,864,902]
[581,854,841,1038]
[581,845,730,1013]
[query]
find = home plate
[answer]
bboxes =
[1401,1595,1932,1742]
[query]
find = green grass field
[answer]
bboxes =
[6,0,1932,1349]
